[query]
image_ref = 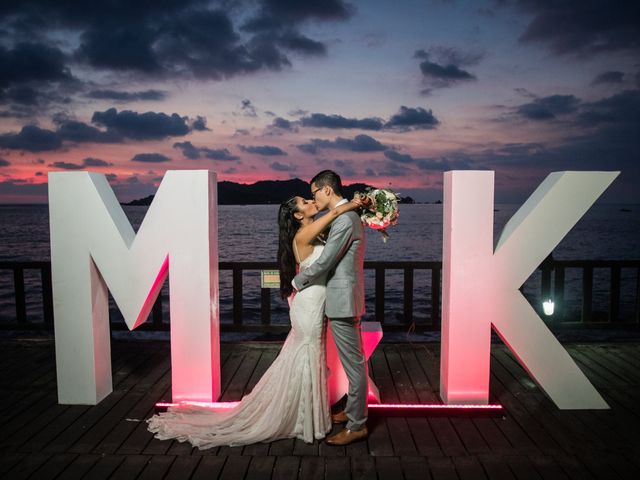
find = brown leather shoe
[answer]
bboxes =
[331,410,348,424]
[326,426,369,446]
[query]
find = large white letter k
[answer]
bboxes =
[440,171,617,409]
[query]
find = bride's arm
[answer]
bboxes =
[295,197,363,248]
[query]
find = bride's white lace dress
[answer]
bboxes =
[147,244,331,448]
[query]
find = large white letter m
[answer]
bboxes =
[48,170,219,405]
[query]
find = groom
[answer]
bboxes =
[292,170,368,445]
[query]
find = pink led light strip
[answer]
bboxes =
[155,401,503,410]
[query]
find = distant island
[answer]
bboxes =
[123,178,417,206]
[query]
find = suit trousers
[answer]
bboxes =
[329,316,368,431]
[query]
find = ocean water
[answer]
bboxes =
[1,203,639,327]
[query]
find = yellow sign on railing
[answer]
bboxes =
[261,270,280,288]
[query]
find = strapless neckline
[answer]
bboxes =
[299,244,324,268]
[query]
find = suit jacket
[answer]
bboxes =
[293,210,365,318]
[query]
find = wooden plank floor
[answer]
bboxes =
[1,338,639,479]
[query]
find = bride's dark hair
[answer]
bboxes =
[277,197,301,300]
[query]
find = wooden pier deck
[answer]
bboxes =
[1,337,639,479]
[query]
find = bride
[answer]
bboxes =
[146,195,364,448]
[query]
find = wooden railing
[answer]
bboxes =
[1,259,639,332]
[539,258,640,326]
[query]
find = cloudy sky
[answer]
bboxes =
[1,0,638,203]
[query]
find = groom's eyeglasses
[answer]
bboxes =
[311,187,322,198]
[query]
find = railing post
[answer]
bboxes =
[233,267,243,325]
[636,267,640,324]
[582,266,593,323]
[541,257,553,305]
[610,265,621,323]
[152,295,163,328]
[14,267,27,324]
[431,267,441,326]
[403,267,413,325]
[41,264,54,325]
[554,265,565,320]
[375,267,385,324]
[261,288,271,325]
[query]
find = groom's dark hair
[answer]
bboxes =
[311,170,343,197]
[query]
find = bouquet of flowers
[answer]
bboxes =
[355,187,400,242]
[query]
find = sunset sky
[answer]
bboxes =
[1,0,638,203]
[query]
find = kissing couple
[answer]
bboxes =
[148,169,370,448]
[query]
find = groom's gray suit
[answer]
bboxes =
[293,200,367,431]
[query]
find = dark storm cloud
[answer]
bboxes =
[173,141,200,159]
[413,47,482,92]
[464,89,639,200]
[49,161,83,170]
[278,31,326,56]
[241,0,353,32]
[0,42,72,88]
[294,107,439,132]
[0,85,72,115]
[173,141,239,161]
[414,156,472,171]
[577,90,640,127]
[384,149,471,171]
[416,46,484,68]
[0,42,76,111]
[590,71,625,86]
[83,157,113,167]
[2,86,41,106]
[91,108,190,140]
[86,89,167,102]
[300,113,384,130]
[0,0,353,92]
[260,0,354,21]
[55,119,121,143]
[514,0,640,57]
[297,134,388,154]
[385,106,439,130]
[191,116,209,131]
[0,107,32,119]
[419,61,474,81]
[272,117,293,129]
[0,179,48,197]
[384,150,414,164]
[241,99,258,117]
[0,125,62,151]
[270,161,296,171]
[78,26,161,73]
[239,145,288,156]
[131,153,171,163]
[202,148,238,161]
[515,94,581,121]
[0,106,196,152]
